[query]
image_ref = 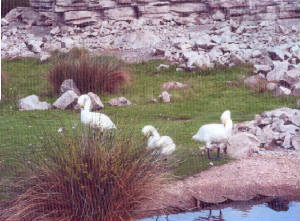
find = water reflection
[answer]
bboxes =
[141,199,300,221]
[194,210,224,221]
[267,198,289,212]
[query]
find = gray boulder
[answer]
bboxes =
[227,132,260,159]
[266,82,278,91]
[268,47,285,61]
[88,92,104,111]
[283,67,300,86]
[156,64,170,71]
[39,52,51,62]
[244,75,265,90]
[266,61,289,82]
[60,79,81,96]
[275,86,291,96]
[114,31,161,49]
[162,81,188,90]
[253,64,272,75]
[18,95,51,111]
[291,136,300,151]
[159,91,171,103]
[108,97,131,106]
[53,90,78,110]
[25,39,43,53]
[292,82,300,96]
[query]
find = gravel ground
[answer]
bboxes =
[137,153,300,217]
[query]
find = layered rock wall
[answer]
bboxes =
[29,0,300,26]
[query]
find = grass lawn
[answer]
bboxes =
[0,57,297,181]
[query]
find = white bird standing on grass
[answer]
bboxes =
[77,94,116,131]
[142,125,176,155]
[192,110,233,161]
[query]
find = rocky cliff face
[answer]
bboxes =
[29,0,300,26]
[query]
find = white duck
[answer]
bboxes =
[142,125,176,155]
[192,110,233,160]
[77,94,116,131]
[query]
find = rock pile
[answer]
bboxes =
[2,8,300,100]
[18,95,51,111]
[234,107,300,152]
[26,0,300,26]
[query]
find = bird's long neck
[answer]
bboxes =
[225,120,233,136]
[84,98,92,111]
[151,129,160,138]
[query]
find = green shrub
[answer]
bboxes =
[1,132,165,221]
[1,0,29,17]
[47,48,130,95]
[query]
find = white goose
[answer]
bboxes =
[142,125,176,155]
[77,94,116,131]
[192,110,233,160]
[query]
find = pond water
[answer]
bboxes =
[141,199,300,221]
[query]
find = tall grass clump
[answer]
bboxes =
[1,132,165,221]
[47,48,130,94]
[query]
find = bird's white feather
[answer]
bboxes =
[142,125,176,155]
[78,95,116,131]
[192,110,233,149]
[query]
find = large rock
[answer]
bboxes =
[291,135,300,151]
[244,75,266,91]
[170,3,206,13]
[227,132,260,159]
[88,92,104,111]
[18,95,52,111]
[266,61,289,82]
[104,7,135,20]
[64,11,99,26]
[114,31,161,49]
[268,47,285,61]
[266,82,278,91]
[159,91,171,103]
[108,97,131,106]
[283,67,300,86]
[53,90,78,109]
[60,79,81,95]
[292,82,300,96]
[25,39,43,53]
[253,64,272,75]
[275,86,291,96]
[5,7,39,25]
[162,81,188,90]
[183,51,213,69]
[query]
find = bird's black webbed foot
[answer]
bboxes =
[207,148,227,161]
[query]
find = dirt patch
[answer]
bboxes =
[137,154,300,218]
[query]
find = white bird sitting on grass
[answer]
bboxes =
[142,125,176,156]
[192,110,233,161]
[77,94,116,133]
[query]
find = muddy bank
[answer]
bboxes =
[137,154,300,218]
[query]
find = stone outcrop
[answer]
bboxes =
[60,79,81,96]
[87,92,104,111]
[227,132,260,159]
[27,0,300,26]
[18,95,52,111]
[53,90,79,109]
[159,91,171,103]
[234,108,300,151]
[108,97,131,106]
[1,1,299,102]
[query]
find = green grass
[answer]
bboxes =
[0,58,297,180]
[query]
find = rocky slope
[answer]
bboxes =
[2,6,300,99]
